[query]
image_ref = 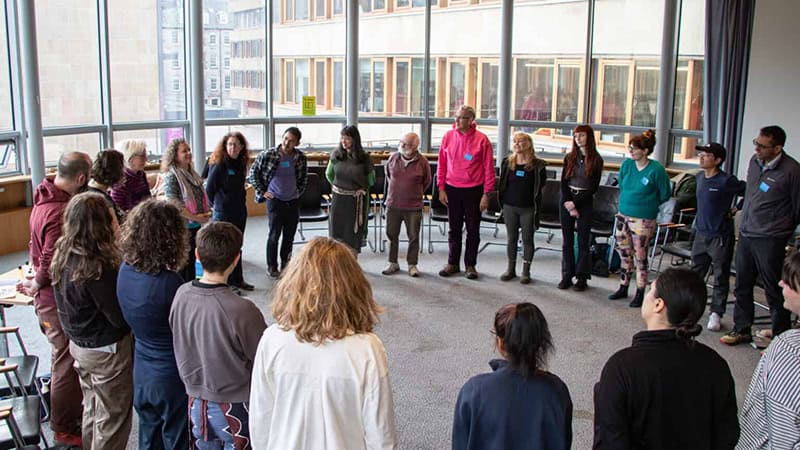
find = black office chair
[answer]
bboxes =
[478,190,504,253]
[0,327,47,422]
[294,173,329,243]
[534,179,562,251]
[0,361,48,449]
[427,174,449,253]
[369,165,387,252]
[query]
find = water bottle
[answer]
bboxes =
[195,259,203,279]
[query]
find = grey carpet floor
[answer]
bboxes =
[1,214,762,449]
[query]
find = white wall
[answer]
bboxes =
[737,0,800,179]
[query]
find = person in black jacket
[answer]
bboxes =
[593,268,739,449]
[452,302,572,450]
[50,192,133,449]
[206,131,253,291]
[558,124,603,291]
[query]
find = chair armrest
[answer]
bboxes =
[657,223,686,229]
[0,364,19,374]
[679,207,696,213]
[0,326,19,334]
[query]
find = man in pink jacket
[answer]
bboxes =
[437,105,496,279]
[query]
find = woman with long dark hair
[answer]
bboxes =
[206,131,253,291]
[498,132,547,284]
[160,138,211,282]
[50,192,133,449]
[608,129,671,307]
[452,302,572,450]
[117,199,191,449]
[558,125,604,291]
[326,125,375,253]
[594,268,739,449]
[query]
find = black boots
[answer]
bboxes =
[500,260,516,281]
[629,288,645,308]
[608,284,629,300]
[574,276,588,292]
[520,262,531,285]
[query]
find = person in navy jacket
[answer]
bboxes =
[452,302,572,450]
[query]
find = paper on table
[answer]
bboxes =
[0,279,17,299]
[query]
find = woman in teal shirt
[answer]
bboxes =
[608,129,672,307]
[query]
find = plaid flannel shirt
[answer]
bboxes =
[248,146,308,203]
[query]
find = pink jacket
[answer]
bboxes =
[437,122,495,193]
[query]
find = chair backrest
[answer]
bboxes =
[306,166,331,195]
[430,174,447,210]
[372,164,386,196]
[486,190,502,214]
[299,173,323,209]
[604,171,619,186]
[539,179,561,216]
[593,185,620,223]
[546,169,557,179]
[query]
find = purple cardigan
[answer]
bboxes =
[385,152,432,210]
[111,168,151,212]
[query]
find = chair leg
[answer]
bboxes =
[298,221,306,240]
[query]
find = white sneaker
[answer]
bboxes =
[707,312,721,332]
[408,265,420,277]
[382,262,400,275]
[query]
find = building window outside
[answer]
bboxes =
[316,60,326,106]
[296,59,310,104]
[333,61,344,108]
[210,77,218,91]
[224,75,231,90]
[285,60,295,103]
[448,61,466,117]
[372,60,384,113]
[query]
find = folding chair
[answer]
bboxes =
[294,173,329,243]
[0,361,48,449]
[427,174,449,253]
[0,327,47,422]
[534,179,561,252]
[478,191,504,253]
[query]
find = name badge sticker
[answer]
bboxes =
[759,181,770,192]
[227,169,235,175]
[464,153,473,161]
[515,170,525,177]
[280,161,291,168]
[641,177,650,186]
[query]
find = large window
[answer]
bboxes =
[0,6,12,131]
[672,0,705,164]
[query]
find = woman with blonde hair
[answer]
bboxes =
[111,139,151,212]
[160,137,211,281]
[249,237,397,449]
[50,192,133,449]
[497,132,547,284]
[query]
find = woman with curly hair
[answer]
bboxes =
[117,199,191,449]
[50,192,133,449]
[111,139,151,212]
[88,148,125,224]
[326,125,375,253]
[608,129,671,307]
[558,125,604,291]
[249,237,397,449]
[160,137,211,281]
[452,302,572,450]
[594,268,739,449]
[206,131,253,291]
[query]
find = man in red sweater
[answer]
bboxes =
[20,151,91,447]
[437,105,496,279]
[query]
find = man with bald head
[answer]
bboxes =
[382,132,431,277]
[21,151,90,446]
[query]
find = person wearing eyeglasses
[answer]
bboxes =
[721,125,800,346]
[690,143,746,332]
[382,132,432,277]
[111,139,152,212]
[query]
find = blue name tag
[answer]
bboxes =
[759,181,770,192]
[280,161,291,168]
[464,153,473,161]
[515,170,525,177]
[641,177,650,186]
[227,169,235,175]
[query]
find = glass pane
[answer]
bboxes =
[600,65,628,126]
[556,65,580,125]
[515,59,553,121]
[632,61,659,127]
[675,0,705,132]
[448,62,465,117]
[316,0,325,17]
[398,0,410,7]
[333,61,344,108]
[671,135,703,165]
[113,128,184,160]
[334,0,343,15]
[479,62,499,119]
[295,0,309,20]
[286,0,294,21]
[395,61,409,115]
[37,1,101,127]
[226,5,267,118]
[44,134,101,166]
[410,58,435,116]
[0,6,12,131]
[358,123,425,153]
[0,142,19,175]
[272,0,280,23]
[205,125,265,154]
[412,0,426,6]
[274,10,344,116]
[359,59,371,112]
[372,61,385,113]
[274,122,345,151]
[316,61,326,106]
[375,0,386,10]
[359,0,372,13]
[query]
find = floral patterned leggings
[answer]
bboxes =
[614,213,656,289]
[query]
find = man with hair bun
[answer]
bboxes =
[594,268,740,449]
[721,125,800,345]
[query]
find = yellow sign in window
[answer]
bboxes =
[302,96,316,116]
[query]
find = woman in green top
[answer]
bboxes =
[608,129,672,307]
[326,125,375,254]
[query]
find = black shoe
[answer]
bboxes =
[465,266,479,280]
[237,281,255,291]
[230,286,242,296]
[628,288,645,307]
[268,267,280,278]
[557,278,573,290]
[574,278,588,292]
[608,285,629,300]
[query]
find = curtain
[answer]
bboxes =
[704,0,755,174]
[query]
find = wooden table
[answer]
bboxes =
[0,269,33,357]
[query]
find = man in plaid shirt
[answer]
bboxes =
[249,127,308,277]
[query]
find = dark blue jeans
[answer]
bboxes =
[267,198,300,269]
[134,377,189,450]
